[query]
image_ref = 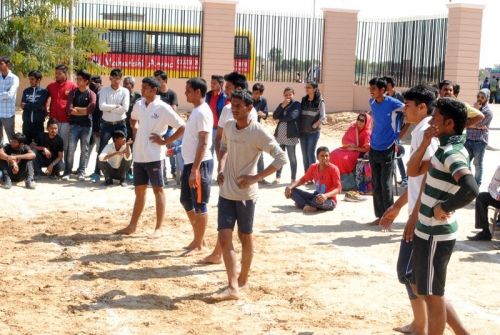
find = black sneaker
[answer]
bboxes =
[104,178,113,186]
[25,178,36,190]
[3,175,12,189]
[467,231,492,241]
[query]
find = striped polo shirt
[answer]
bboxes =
[415,134,469,241]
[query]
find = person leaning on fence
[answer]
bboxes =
[31,118,64,179]
[285,146,341,213]
[0,132,36,189]
[252,83,270,176]
[0,56,20,145]
[21,70,49,145]
[272,87,301,185]
[299,81,326,173]
[98,130,132,187]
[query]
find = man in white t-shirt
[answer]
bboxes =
[116,77,185,235]
[180,78,214,253]
[380,85,468,335]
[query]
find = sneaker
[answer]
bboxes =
[272,178,281,185]
[25,178,36,190]
[61,174,70,181]
[258,179,271,185]
[344,190,362,202]
[104,178,113,186]
[3,175,12,189]
[78,173,85,181]
[126,172,133,182]
[400,180,408,188]
[119,179,127,187]
[90,173,100,183]
[467,231,492,241]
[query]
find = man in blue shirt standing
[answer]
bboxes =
[368,77,404,225]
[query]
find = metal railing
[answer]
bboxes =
[236,10,324,83]
[355,16,447,87]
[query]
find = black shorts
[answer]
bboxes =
[133,161,164,187]
[411,235,455,296]
[180,160,213,212]
[217,196,256,234]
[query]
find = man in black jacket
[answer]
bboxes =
[21,70,49,145]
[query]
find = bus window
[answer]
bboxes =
[189,35,200,56]
[235,36,250,58]
[103,30,123,53]
[157,33,189,55]
[124,31,146,54]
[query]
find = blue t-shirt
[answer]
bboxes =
[369,96,404,151]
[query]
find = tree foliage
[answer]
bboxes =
[0,0,109,76]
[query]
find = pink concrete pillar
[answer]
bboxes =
[445,3,484,104]
[321,8,359,112]
[200,0,238,79]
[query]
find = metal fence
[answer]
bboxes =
[355,16,448,87]
[56,0,203,78]
[236,10,324,83]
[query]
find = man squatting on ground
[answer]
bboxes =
[115,77,185,235]
[212,89,286,301]
[380,86,470,335]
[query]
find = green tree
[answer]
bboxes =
[0,0,108,76]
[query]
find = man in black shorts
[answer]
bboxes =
[115,77,185,235]
[180,78,214,253]
[211,89,286,301]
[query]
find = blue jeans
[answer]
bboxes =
[290,188,335,211]
[276,144,298,180]
[96,121,127,174]
[67,124,92,175]
[300,131,320,172]
[464,139,487,187]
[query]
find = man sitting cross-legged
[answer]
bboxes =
[285,146,341,213]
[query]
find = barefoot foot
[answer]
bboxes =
[197,253,223,264]
[393,323,414,334]
[210,287,239,302]
[114,225,137,235]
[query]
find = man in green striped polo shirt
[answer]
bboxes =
[411,97,479,335]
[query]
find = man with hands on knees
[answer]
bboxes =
[211,89,286,301]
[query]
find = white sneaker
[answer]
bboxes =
[78,174,85,181]
[62,174,70,181]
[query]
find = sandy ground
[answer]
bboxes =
[0,106,499,335]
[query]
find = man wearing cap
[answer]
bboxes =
[97,130,132,187]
